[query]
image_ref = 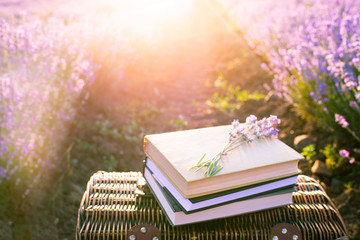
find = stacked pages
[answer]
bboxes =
[143,125,304,226]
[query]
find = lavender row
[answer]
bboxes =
[220,0,360,156]
[0,15,97,199]
[0,6,167,206]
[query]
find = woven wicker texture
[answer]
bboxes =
[76,172,347,240]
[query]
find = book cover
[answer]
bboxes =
[146,157,297,213]
[144,124,303,198]
[144,167,294,226]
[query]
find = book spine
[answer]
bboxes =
[143,137,148,154]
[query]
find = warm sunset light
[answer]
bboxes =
[1,0,359,238]
[115,0,194,20]
[96,0,194,36]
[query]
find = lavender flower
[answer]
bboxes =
[0,166,10,180]
[349,101,358,109]
[356,93,360,100]
[245,115,257,125]
[339,149,350,158]
[335,113,349,128]
[344,78,357,88]
[190,115,280,177]
[231,119,240,130]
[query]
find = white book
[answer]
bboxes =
[146,157,298,213]
[144,167,294,226]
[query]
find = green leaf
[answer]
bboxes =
[211,165,223,176]
[197,153,206,165]
[206,161,215,176]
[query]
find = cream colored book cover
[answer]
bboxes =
[145,125,302,180]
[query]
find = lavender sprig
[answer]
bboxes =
[335,114,360,142]
[189,115,281,177]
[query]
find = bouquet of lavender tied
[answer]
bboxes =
[189,115,281,177]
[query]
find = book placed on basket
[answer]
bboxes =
[144,125,303,199]
[145,157,298,213]
[144,166,295,226]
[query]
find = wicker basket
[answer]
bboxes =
[76,172,348,240]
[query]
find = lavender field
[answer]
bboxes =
[1,0,360,239]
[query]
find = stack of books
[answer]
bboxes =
[143,125,304,226]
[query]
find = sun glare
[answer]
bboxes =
[107,0,194,36]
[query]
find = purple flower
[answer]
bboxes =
[344,78,357,88]
[245,115,257,124]
[339,149,350,158]
[231,120,240,128]
[316,81,327,95]
[229,115,280,142]
[0,166,9,180]
[335,113,349,128]
[268,115,281,126]
[349,101,358,109]
[310,91,317,102]
[355,92,360,100]
[349,158,355,164]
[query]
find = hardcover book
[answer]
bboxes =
[144,125,303,198]
[144,167,294,226]
[145,157,298,213]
